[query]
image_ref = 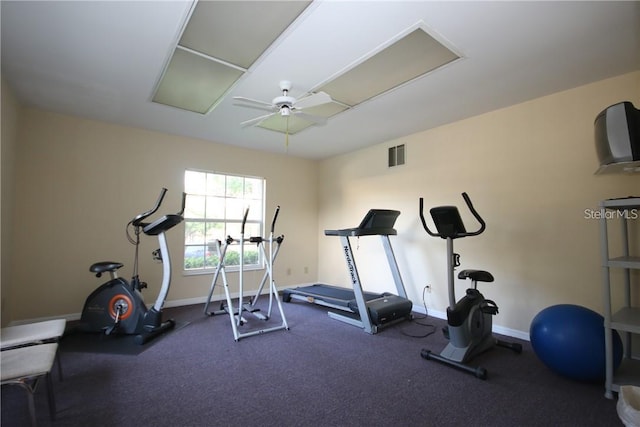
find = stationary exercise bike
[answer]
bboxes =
[419,192,521,379]
[79,188,184,345]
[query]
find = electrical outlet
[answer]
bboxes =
[425,284,432,293]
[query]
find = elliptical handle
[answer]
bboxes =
[419,197,439,237]
[270,205,280,234]
[240,207,249,235]
[460,192,486,236]
[131,188,167,226]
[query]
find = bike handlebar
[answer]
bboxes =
[419,197,437,237]
[460,192,485,237]
[132,188,167,227]
[419,192,485,239]
[177,192,186,217]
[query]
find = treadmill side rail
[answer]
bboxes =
[340,235,376,334]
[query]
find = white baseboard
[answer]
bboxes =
[164,297,209,308]
[27,294,242,326]
[412,305,530,342]
[11,290,530,342]
[8,313,81,326]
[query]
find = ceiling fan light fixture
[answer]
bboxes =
[280,105,291,117]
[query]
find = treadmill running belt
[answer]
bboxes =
[283,284,385,308]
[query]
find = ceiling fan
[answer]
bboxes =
[233,80,333,129]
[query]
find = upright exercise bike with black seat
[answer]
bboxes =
[419,192,521,379]
[79,188,184,345]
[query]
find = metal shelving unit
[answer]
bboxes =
[600,197,640,399]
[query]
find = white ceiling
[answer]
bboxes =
[2,1,639,160]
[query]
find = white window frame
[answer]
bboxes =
[183,169,265,275]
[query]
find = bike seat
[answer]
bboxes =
[90,262,124,274]
[458,269,494,283]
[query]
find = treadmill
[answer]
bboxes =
[282,209,413,334]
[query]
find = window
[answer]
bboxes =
[183,169,265,273]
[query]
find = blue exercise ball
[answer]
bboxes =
[530,304,623,382]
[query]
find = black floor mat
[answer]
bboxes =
[60,321,189,355]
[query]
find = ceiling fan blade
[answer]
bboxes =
[292,91,332,110]
[233,96,274,109]
[233,103,275,113]
[294,111,328,126]
[240,112,275,128]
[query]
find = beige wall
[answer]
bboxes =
[6,109,319,322]
[1,79,20,325]
[3,71,639,337]
[317,71,640,336]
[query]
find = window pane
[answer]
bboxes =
[226,200,247,221]
[205,196,225,219]
[205,251,219,268]
[184,221,205,245]
[208,174,225,196]
[226,222,243,238]
[225,245,241,266]
[245,222,261,238]
[226,175,244,198]
[243,247,259,265]
[246,200,263,221]
[185,170,206,195]
[245,177,263,200]
[203,241,219,268]
[205,222,225,243]
[185,195,205,219]
[184,245,205,270]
